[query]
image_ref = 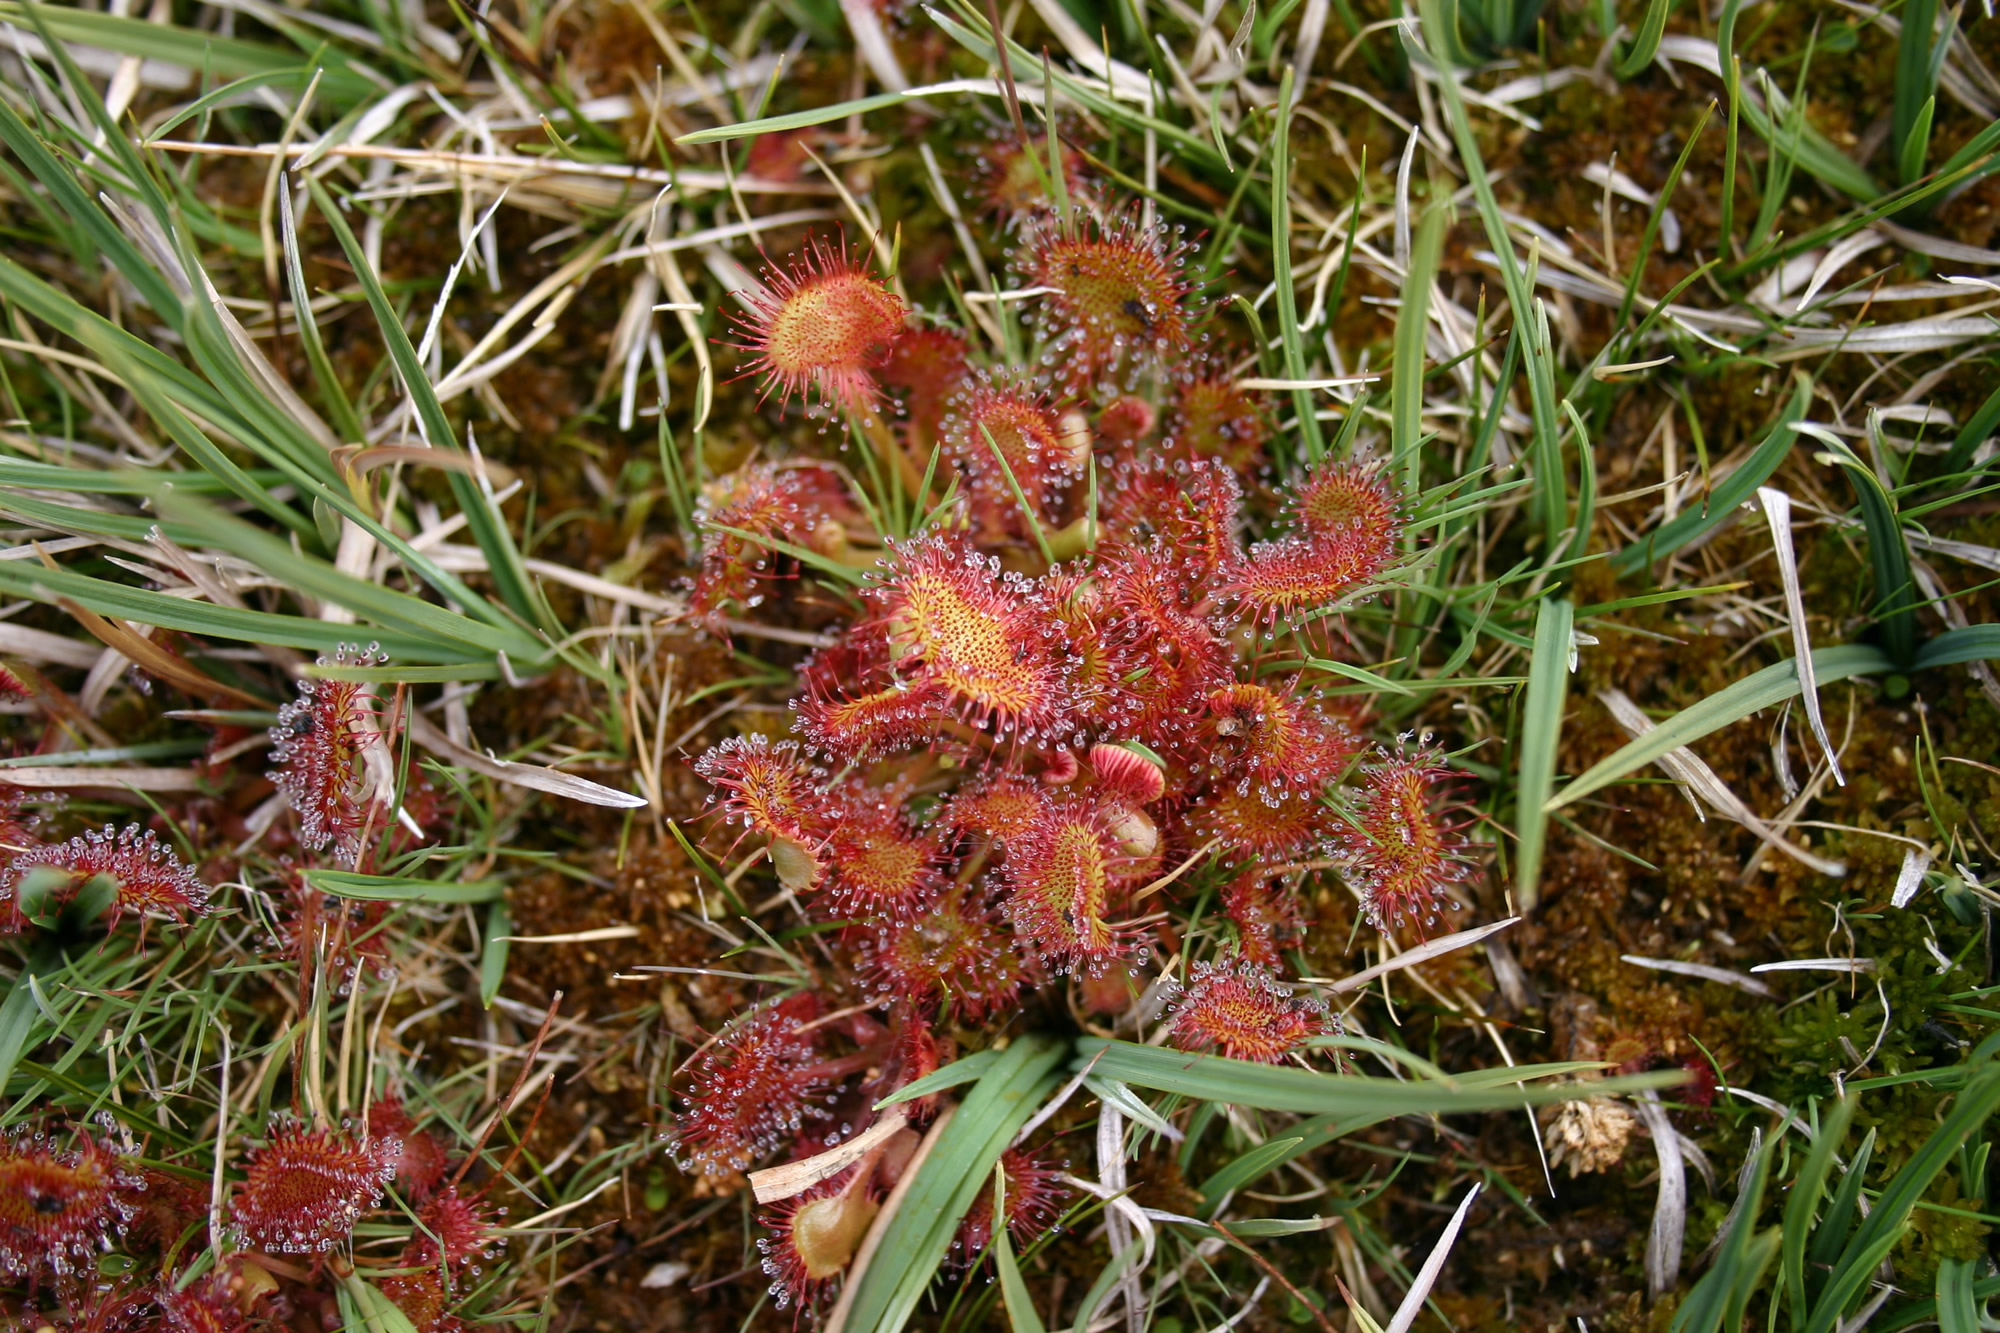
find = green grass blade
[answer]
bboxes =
[301,177,553,636]
[1547,643,1893,812]
[1941,379,2000,474]
[1611,372,1810,576]
[1806,1126,1875,1274]
[0,2,380,106]
[836,1034,1066,1333]
[1936,1258,1978,1333]
[1614,0,1676,79]
[1271,67,1325,466]
[1073,1039,1681,1116]
[480,901,511,1008]
[1810,1062,2000,1333]
[1810,430,1919,667]
[1670,1130,1778,1333]
[0,561,488,665]
[1782,1096,1857,1321]
[1514,595,1572,912]
[992,1216,1048,1333]
[301,870,505,903]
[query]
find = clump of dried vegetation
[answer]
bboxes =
[0,0,1996,1329]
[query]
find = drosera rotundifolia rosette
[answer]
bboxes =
[675,168,1480,1313]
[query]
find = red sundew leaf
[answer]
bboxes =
[1095,395,1157,448]
[1101,457,1244,587]
[689,462,861,623]
[374,1267,461,1333]
[692,735,830,852]
[1039,571,1141,743]
[974,128,1093,227]
[951,1146,1068,1262]
[673,999,832,1177]
[1003,797,1133,973]
[272,863,392,991]
[1023,210,1198,390]
[939,374,1082,540]
[1202,682,1360,793]
[1168,956,1330,1064]
[155,1275,251,1333]
[1330,743,1479,938]
[366,1096,449,1200]
[941,775,1049,845]
[1096,546,1235,746]
[1221,873,1308,972]
[868,532,1075,743]
[1164,365,1271,475]
[1188,783,1330,858]
[1292,461,1403,546]
[1224,462,1403,624]
[794,674,950,764]
[819,797,946,922]
[726,233,908,415]
[0,1129,139,1281]
[879,324,972,439]
[859,883,1028,1024]
[4,823,212,934]
[269,643,391,862]
[403,1185,499,1273]
[229,1119,398,1255]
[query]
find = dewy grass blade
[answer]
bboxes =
[1513,595,1572,912]
[1547,643,1894,812]
[833,1034,1066,1333]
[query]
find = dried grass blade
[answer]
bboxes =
[1755,487,1843,784]
[406,711,647,809]
[1597,689,1845,876]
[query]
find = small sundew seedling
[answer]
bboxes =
[1169,955,1331,1063]
[728,234,908,415]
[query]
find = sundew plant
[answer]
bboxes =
[0,0,1997,1330]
